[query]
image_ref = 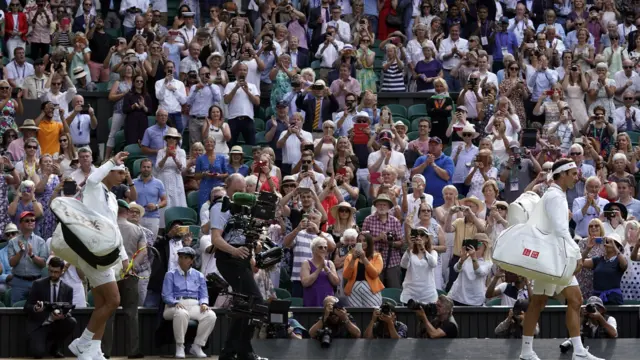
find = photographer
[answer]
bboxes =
[415,294,458,339]
[485,267,532,306]
[581,233,627,305]
[494,299,539,338]
[211,173,269,360]
[309,296,361,341]
[364,302,408,339]
[499,140,541,203]
[400,226,438,305]
[448,233,493,306]
[24,256,77,358]
[560,296,618,353]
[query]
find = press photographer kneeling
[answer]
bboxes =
[559,296,618,353]
[309,295,361,347]
[495,299,539,338]
[364,301,408,339]
[24,256,77,358]
[413,294,458,338]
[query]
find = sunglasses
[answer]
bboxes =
[462,133,474,137]
[510,67,519,70]
[589,225,600,229]
[21,219,36,223]
[52,83,62,86]
[302,160,312,164]
[282,183,296,188]
[202,72,211,76]
[338,208,351,213]
[624,65,634,69]
[0,87,9,90]
[625,97,635,100]
[496,206,507,211]
[135,80,145,83]
[59,138,68,142]
[569,152,581,156]
[317,245,328,250]
[26,145,38,149]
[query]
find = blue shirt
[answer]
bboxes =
[186,84,221,117]
[265,118,289,161]
[162,267,209,305]
[414,153,454,207]
[141,124,170,164]
[259,52,277,84]
[6,233,48,277]
[492,32,519,62]
[226,163,249,177]
[621,198,640,220]
[0,246,11,284]
[133,176,167,219]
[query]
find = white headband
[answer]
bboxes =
[551,162,577,176]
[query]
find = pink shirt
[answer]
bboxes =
[7,137,41,162]
[329,77,362,109]
[287,20,308,50]
[28,9,53,44]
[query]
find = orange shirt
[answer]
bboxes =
[37,120,64,156]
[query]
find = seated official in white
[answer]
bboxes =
[162,247,216,359]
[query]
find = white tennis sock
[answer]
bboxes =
[570,336,586,355]
[521,336,534,357]
[80,328,95,343]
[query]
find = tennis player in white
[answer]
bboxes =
[519,158,604,360]
[68,152,130,360]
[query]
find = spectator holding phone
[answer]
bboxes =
[486,267,532,306]
[581,233,627,305]
[400,226,439,305]
[448,233,492,306]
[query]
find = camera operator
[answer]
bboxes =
[559,296,618,353]
[24,256,77,358]
[364,302,408,339]
[309,296,361,341]
[494,299,539,338]
[211,173,269,360]
[414,294,458,338]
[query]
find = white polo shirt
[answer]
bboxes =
[68,113,92,145]
[223,81,259,119]
[278,129,313,165]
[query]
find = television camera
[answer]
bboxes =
[217,191,283,269]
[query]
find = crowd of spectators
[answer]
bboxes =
[1,0,640,355]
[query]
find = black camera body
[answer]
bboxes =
[586,304,597,314]
[386,231,394,244]
[380,303,392,315]
[44,301,75,314]
[316,327,332,348]
[407,299,438,317]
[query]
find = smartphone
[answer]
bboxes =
[370,172,382,185]
[594,237,603,244]
[462,239,479,250]
[80,105,90,114]
[522,128,537,149]
[168,145,176,152]
[355,243,363,252]
[62,181,77,196]
[410,229,419,237]
[545,90,555,96]
[337,167,347,176]
[353,123,369,145]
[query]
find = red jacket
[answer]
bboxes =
[5,12,29,42]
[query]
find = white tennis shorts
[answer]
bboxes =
[77,257,116,288]
[531,276,579,296]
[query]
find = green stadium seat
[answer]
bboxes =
[105,28,122,38]
[187,191,199,213]
[132,158,144,178]
[265,106,275,120]
[87,290,95,307]
[3,288,11,306]
[254,118,265,132]
[407,131,419,141]
[256,107,266,120]
[626,131,640,145]
[486,298,502,306]
[189,225,200,239]
[96,82,109,92]
[355,193,368,210]
[148,116,156,127]
[387,104,407,118]
[255,131,267,145]
[311,60,321,70]
[108,116,113,131]
[380,288,402,304]
[12,300,26,308]
[164,206,198,229]
[0,301,5,307]
[373,58,383,71]
[290,297,303,306]
[114,130,126,153]
[437,289,447,296]
[381,297,397,306]
[355,207,372,227]
[408,104,428,121]
[274,288,291,299]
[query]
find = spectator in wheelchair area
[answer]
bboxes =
[485,267,533,307]
[560,296,618,353]
[363,301,408,339]
[309,296,361,340]
[24,256,76,359]
[494,299,539,339]
[161,247,216,359]
[414,294,458,339]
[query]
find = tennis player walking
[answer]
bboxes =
[519,158,604,360]
[102,199,146,358]
[67,153,131,360]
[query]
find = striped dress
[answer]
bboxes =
[291,231,316,281]
[380,61,406,92]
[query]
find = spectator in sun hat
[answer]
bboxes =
[226,145,249,176]
[72,66,97,91]
[7,119,40,162]
[391,121,408,152]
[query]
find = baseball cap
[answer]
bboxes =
[20,211,35,220]
[428,136,442,144]
[117,199,130,209]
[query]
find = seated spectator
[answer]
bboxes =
[616,179,640,219]
[448,233,492,306]
[581,233,627,305]
[0,224,18,296]
[414,294,458,338]
[412,136,454,208]
[494,299,539,338]
[485,268,532,306]
[309,296,361,339]
[363,302,408,339]
[72,67,97,91]
[609,132,637,174]
[343,232,384,307]
[24,256,77,358]
[486,199,509,241]
[70,147,95,186]
[161,247,216,359]
[400,226,438,305]
[608,153,635,185]
[602,202,627,238]
[300,237,340,306]
[613,91,640,132]
[560,296,617,354]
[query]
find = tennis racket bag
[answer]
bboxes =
[494,190,579,286]
[50,197,122,271]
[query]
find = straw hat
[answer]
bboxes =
[460,123,479,139]
[163,127,182,140]
[19,119,39,131]
[128,201,145,217]
[229,145,244,155]
[460,196,485,213]
[330,201,356,219]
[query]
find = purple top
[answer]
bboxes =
[303,259,335,307]
[415,60,443,92]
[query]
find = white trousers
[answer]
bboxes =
[140,217,160,240]
[162,299,217,346]
[7,38,25,62]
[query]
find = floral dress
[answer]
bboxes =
[36,174,60,240]
[499,79,527,129]
[357,48,377,93]
[270,69,293,112]
[588,79,616,120]
[577,239,605,299]
[621,244,640,301]
[0,100,17,139]
[0,176,11,234]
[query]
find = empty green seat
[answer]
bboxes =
[355,208,372,228]
[187,191,200,213]
[164,206,198,229]
[380,288,402,304]
[408,104,428,121]
[274,288,291,299]
[407,131,419,141]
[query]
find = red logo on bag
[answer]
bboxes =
[522,249,531,256]
[531,251,539,259]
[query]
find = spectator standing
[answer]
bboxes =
[300,237,340,306]
[5,1,28,62]
[70,147,96,185]
[133,158,167,239]
[179,42,202,82]
[329,64,361,109]
[277,112,313,176]
[35,102,68,156]
[120,0,148,36]
[265,101,291,167]
[155,128,187,228]
[412,137,454,207]
[23,59,49,100]
[0,224,18,295]
[437,24,468,92]
[343,232,384,307]
[201,105,230,155]
[573,176,610,238]
[195,137,228,209]
[582,233,627,305]
[6,48,35,89]
[400,227,439,304]
[186,66,222,143]
[87,16,112,83]
[380,44,405,92]
[122,74,151,146]
[448,233,493,306]
[224,63,260,147]
[64,95,98,149]
[41,69,77,123]
[7,120,39,163]
[155,61,186,133]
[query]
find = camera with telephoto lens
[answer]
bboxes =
[217,191,283,269]
[407,299,438,317]
[380,303,392,315]
[316,327,332,348]
[43,301,75,314]
[586,304,597,314]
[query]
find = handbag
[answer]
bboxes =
[386,14,403,27]
[493,190,580,286]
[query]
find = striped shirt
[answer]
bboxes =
[291,230,330,281]
[380,62,406,92]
